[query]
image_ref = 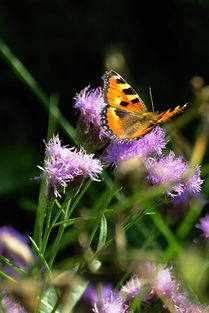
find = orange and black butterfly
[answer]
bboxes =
[101,70,187,140]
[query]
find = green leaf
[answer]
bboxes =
[67,279,89,311]
[40,287,60,313]
[96,215,107,253]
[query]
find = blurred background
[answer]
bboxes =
[0,0,209,234]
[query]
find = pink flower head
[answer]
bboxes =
[82,284,113,304]
[102,126,166,166]
[74,86,105,127]
[152,267,176,296]
[196,214,209,238]
[145,151,203,198]
[93,293,128,313]
[2,297,28,313]
[177,303,209,313]
[121,275,144,299]
[73,86,108,151]
[38,135,102,197]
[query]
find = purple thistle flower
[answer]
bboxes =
[120,275,142,298]
[74,86,105,127]
[176,303,209,313]
[74,86,108,151]
[120,275,155,306]
[196,214,209,238]
[151,267,176,296]
[2,297,28,313]
[93,292,128,313]
[102,126,166,166]
[144,151,203,198]
[82,284,113,305]
[184,165,203,195]
[45,135,69,159]
[38,135,103,197]
[0,226,33,277]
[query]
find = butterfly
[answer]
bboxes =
[101,70,187,140]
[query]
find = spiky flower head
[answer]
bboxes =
[93,293,128,313]
[151,267,176,296]
[74,86,105,127]
[38,135,102,197]
[196,214,209,238]
[82,284,113,304]
[74,86,108,152]
[102,126,166,166]
[2,296,28,313]
[120,275,142,299]
[144,151,203,198]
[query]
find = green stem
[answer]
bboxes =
[41,201,65,256]
[150,210,184,260]
[34,178,47,250]
[48,198,72,268]
[0,299,7,313]
[163,199,201,261]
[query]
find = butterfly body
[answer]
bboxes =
[101,70,187,140]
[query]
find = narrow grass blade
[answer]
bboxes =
[0,255,27,275]
[0,299,7,313]
[150,212,184,260]
[29,236,51,274]
[0,270,16,282]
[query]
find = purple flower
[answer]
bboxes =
[0,226,33,277]
[102,126,166,166]
[144,151,203,198]
[151,267,176,296]
[74,86,105,128]
[93,292,128,313]
[176,303,209,313]
[120,275,142,298]
[184,165,203,195]
[2,297,28,313]
[74,86,108,151]
[38,135,103,197]
[196,214,209,238]
[82,284,113,305]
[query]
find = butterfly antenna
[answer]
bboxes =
[149,87,155,112]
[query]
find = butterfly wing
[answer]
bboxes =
[113,104,188,140]
[101,70,149,139]
[101,70,187,140]
[102,70,147,113]
[103,106,156,140]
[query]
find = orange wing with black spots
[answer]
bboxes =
[101,70,187,140]
[102,70,147,113]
